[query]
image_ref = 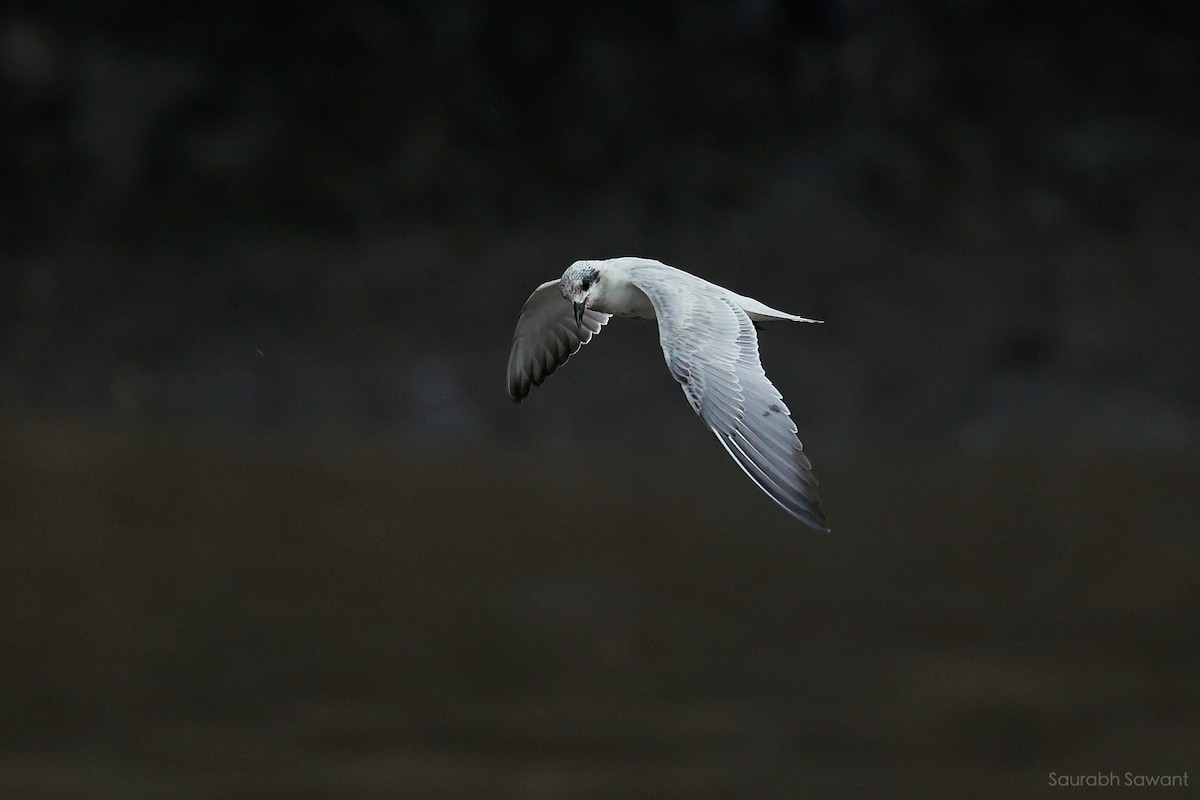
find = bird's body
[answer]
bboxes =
[507,257,828,531]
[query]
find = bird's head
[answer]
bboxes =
[559,261,602,328]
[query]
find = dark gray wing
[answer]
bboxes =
[631,270,828,531]
[507,280,612,402]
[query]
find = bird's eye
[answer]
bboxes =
[580,278,592,291]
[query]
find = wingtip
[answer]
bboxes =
[506,377,526,403]
[806,502,830,533]
[795,509,830,533]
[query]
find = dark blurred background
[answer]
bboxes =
[1,1,1197,797]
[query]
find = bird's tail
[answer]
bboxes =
[736,294,823,324]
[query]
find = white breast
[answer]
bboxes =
[596,276,657,320]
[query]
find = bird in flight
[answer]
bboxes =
[506,257,829,532]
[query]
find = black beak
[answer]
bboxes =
[573,301,586,328]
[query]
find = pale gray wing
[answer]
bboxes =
[507,280,612,402]
[631,271,828,531]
